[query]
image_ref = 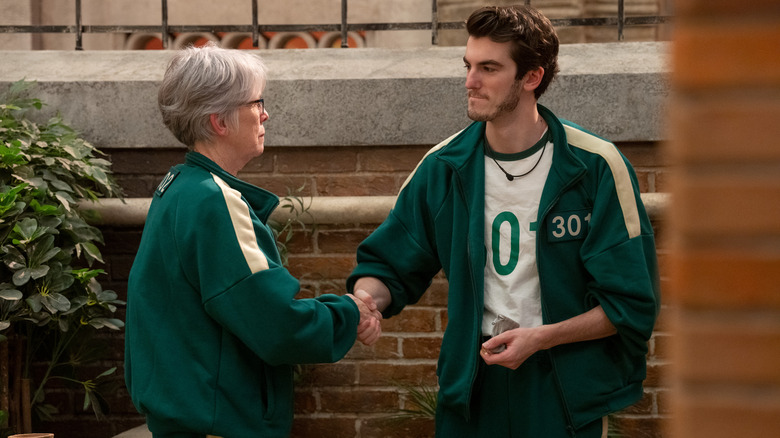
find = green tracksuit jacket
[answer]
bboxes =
[125,152,359,438]
[348,104,660,431]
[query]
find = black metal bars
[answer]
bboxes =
[0,0,670,50]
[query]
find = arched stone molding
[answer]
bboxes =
[267,32,317,49]
[221,32,267,49]
[316,31,366,48]
[124,33,166,50]
[172,32,220,49]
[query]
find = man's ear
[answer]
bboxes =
[209,114,229,137]
[523,67,545,91]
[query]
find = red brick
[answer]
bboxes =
[670,309,780,385]
[650,332,672,362]
[238,153,274,173]
[316,175,399,196]
[401,336,442,360]
[381,308,440,333]
[277,148,358,173]
[667,95,780,165]
[293,390,317,414]
[291,416,357,438]
[298,363,357,387]
[278,228,314,254]
[617,142,665,168]
[609,415,663,438]
[657,389,672,415]
[358,146,428,172]
[318,389,400,413]
[104,148,185,174]
[360,416,436,438]
[668,248,780,310]
[317,229,372,253]
[669,175,780,237]
[669,388,780,438]
[674,0,780,17]
[672,21,780,90]
[620,390,655,415]
[414,279,449,307]
[358,363,438,387]
[644,363,668,389]
[345,336,400,360]
[287,254,356,279]
[241,175,315,197]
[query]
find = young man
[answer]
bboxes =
[348,6,660,437]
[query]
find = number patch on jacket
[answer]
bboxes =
[547,210,591,242]
[155,168,180,197]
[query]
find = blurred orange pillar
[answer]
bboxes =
[665,0,780,437]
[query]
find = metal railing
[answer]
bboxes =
[0,0,671,50]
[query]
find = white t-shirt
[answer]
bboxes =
[482,129,553,335]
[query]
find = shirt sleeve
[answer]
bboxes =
[175,177,359,365]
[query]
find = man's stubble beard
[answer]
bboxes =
[467,79,522,122]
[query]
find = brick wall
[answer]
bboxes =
[39,141,668,437]
[665,1,780,437]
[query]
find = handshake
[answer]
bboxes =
[347,289,383,346]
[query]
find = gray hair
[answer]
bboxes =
[158,42,267,148]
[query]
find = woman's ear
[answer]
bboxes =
[209,113,229,137]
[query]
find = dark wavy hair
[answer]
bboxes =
[466,5,559,99]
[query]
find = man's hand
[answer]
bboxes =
[347,290,382,346]
[480,327,543,370]
[480,306,617,370]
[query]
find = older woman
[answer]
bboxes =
[124,43,380,438]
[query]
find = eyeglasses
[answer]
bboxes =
[245,98,264,113]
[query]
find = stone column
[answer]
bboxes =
[666,0,780,437]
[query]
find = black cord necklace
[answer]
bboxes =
[484,140,547,181]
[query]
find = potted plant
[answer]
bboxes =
[0,80,125,435]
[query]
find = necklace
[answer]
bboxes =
[484,140,547,181]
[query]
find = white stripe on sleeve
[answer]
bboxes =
[564,125,641,239]
[211,173,270,273]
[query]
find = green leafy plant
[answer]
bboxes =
[268,183,314,267]
[0,80,124,433]
[389,381,627,438]
[390,381,438,422]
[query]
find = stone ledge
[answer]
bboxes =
[0,42,668,148]
[83,193,668,227]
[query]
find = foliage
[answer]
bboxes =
[389,381,628,438]
[0,79,125,429]
[390,382,438,422]
[268,182,313,267]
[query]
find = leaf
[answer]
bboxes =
[54,191,72,212]
[14,217,38,240]
[3,245,27,270]
[96,367,117,379]
[29,265,49,280]
[26,294,43,312]
[49,179,73,192]
[43,292,71,313]
[0,289,22,301]
[89,317,124,330]
[0,321,10,331]
[13,268,32,286]
[79,241,103,265]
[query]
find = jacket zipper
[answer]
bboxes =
[537,175,585,435]
[452,161,482,421]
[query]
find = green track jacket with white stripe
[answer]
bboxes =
[348,104,660,430]
[125,152,359,438]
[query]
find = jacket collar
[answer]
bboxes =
[536,104,587,220]
[185,151,280,222]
